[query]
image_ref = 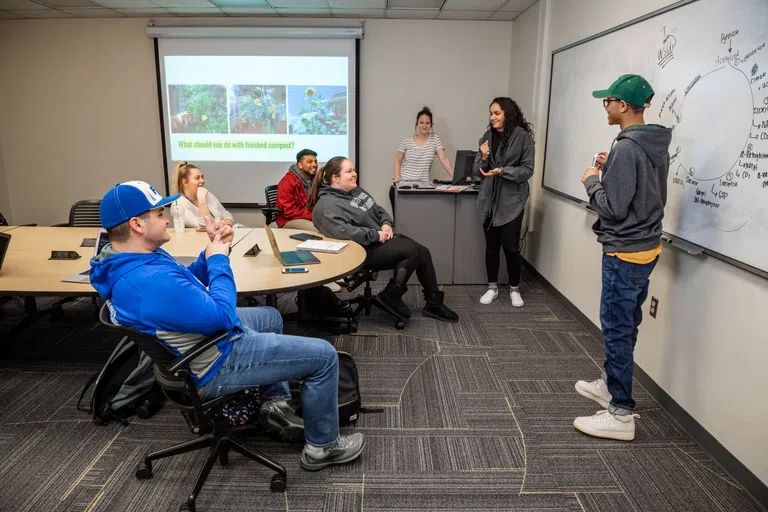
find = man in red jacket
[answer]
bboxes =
[275,149,318,230]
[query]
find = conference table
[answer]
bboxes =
[0,226,366,333]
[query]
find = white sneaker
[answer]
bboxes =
[510,290,524,308]
[325,282,341,293]
[575,378,612,409]
[573,410,638,441]
[480,289,499,305]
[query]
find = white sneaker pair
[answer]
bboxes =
[573,378,636,441]
[479,288,524,307]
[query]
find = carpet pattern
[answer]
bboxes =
[0,271,762,512]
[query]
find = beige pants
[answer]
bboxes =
[282,219,317,231]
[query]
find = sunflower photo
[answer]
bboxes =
[288,86,347,135]
[168,85,228,134]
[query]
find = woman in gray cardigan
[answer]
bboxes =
[472,97,535,307]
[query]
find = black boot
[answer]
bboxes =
[376,281,411,319]
[422,290,459,323]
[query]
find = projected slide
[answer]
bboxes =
[164,55,349,162]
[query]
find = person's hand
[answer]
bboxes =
[377,230,390,243]
[381,224,393,239]
[392,177,400,186]
[480,167,501,177]
[196,186,209,203]
[480,141,491,160]
[218,223,235,245]
[203,214,231,242]
[581,167,599,183]
[205,231,231,260]
[595,151,608,170]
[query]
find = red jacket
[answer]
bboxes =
[275,169,313,227]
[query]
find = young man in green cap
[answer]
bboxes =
[573,74,673,441]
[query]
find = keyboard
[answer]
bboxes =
[281,252,304,266]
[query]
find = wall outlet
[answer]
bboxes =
[649,296,659,318]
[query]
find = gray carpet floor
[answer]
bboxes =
[0,272,762,512]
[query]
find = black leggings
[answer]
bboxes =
[364,234,438,293]
[484,211,524,286]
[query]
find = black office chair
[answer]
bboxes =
[262,185,282,226]
[98,303,287,512]
[68,199,102,227]
[346,270,406,330]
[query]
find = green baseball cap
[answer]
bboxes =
[592,74,655,107]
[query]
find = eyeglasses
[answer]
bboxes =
[602,99,621,108]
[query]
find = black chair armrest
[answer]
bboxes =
[169,331,229,373]
[261,207,283,215]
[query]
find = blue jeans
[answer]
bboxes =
[600,254,658,414]
[199,307,340,447]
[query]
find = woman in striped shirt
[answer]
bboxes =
[389,106,454,213]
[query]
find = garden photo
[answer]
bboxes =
[288,85,348,135]
[168,84,228,134]
[229,85,287,134]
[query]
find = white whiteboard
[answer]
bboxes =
[542,0,768,276]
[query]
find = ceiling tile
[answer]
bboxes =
[269,0,328,7]
[500,0,533,11]
[385,7,437,18]
[92,0,159,7]
[224,8,278,16]
[489,9,518,20]
[438,9,493,20]
[387,0,441,7]
[219,6,275,13]
[62,7,124,16]
[152,0,216,7]
[0,9,27,17]
[443,0,505,9]
[36,0,100,6]
[212,0,269,5]
[168,7,226,15]
[17,8,75,16]
[331,8,384,17]
[329,0,384,6]
[116,7,176,16]
[0,0,48,10]
[276,7,332,17]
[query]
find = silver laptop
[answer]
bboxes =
[62,230,197,283]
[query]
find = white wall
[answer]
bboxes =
[0,17,513,225]
[520,0,768,486]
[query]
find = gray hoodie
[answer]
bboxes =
[584,124,673,253]
[312,186,393,247]
[289,163,313,197]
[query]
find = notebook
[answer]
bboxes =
[295,240,348,254]
[264,226,320,266]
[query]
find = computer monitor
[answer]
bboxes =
[452,150,477,185]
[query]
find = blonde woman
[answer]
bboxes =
[171,162,237,228]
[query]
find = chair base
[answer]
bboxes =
[348,283,407,330]
[137,421,286,512]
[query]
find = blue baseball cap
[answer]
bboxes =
[100,181,180,229]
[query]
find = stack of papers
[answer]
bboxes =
[295,240,348,253]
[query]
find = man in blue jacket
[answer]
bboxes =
[90,181,364,471]
[574,75,672,442]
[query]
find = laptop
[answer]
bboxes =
[0,232,10,272]
[264,226,320,266]
[62,229,198,283]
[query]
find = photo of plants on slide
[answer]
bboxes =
[288,86,347,135]
[168,85,228,133]
[230,85,287,134]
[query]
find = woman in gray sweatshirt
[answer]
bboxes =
[472,97,535,308]
[307,157,458,324]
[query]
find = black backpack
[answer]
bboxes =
[290,350,381,425]
[300,286,353,319]
[77,337,163,425]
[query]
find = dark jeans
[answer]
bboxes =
[600,254,658,413]
[364,234,439,293]
[483,211,524,286]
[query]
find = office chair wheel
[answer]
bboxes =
[135,461,152,480]
[270,473,287,493]
[395,320,406,330]
[179,501,195,512]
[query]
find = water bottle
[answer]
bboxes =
[171,200,185,235]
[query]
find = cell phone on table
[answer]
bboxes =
[289,233,322,241]
[282,267,308,273]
